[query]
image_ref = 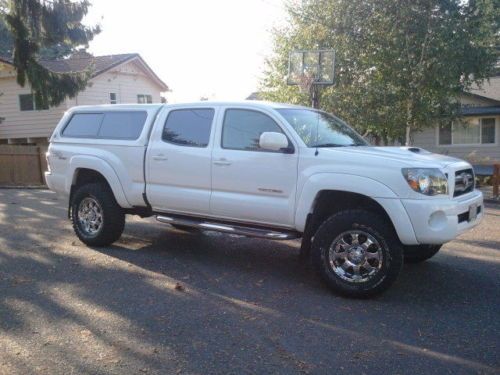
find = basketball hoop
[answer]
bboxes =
[297,72,316,95]
[287,49,335,108]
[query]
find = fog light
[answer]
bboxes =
[428,211,447,231]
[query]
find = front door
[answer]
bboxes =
[211,108,298,227]
[146,107,217,215]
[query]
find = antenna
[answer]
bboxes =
[315,110,319,156]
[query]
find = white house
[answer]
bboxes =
[0,53,168,146]
[412,76,500,163]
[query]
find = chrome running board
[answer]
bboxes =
[156,215,299,240]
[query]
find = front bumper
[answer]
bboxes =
[401,189,484,244]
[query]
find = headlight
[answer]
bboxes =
[402,168,448,196]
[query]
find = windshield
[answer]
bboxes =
[276,109,368,147]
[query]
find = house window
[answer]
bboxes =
[137,94,152,104]
[481,118,496,144]
[438,118,496,145]
[438,123,452,145]
[19,94,34,111]
[453,119,480,144]
[19,94,48,111]
[109,93,117,104]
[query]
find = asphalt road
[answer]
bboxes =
[0,189,499,375]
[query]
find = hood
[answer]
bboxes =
[324,146,461,167]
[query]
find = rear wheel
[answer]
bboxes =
[311,209,403,298]
[71,183,125,246]
[403,245,442,264]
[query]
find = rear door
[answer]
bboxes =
[146,106,217,215]
[210,107,299,227]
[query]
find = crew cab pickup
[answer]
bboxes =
[45,102,484,297]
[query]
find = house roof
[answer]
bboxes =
[460,106,500,116]
[246,92,262,100]
[0,55,12,65]
[468,76,500,102]
[0,53,168,91]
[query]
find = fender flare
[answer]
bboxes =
[66,155,132,208]
[295,173,418,244]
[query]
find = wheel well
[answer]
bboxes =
[69,168,151,218]
[307,190,395,236]
[72,168,109,189]
[69,169,111,218]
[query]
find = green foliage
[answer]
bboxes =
[1,7,77,60]
[1,0,100,108]
[261,0,500,144]
[38,43,73,60]
[0,5,12,56]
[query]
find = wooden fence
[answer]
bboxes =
[493,164,500,198]
[0,145,48,186]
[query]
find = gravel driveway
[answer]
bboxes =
[0,189,499,375]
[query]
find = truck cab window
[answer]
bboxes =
[222,109,287,151]
[63,113,103,137]
[162,108,214,147]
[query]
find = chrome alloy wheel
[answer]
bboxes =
[328,230,383,283]
[77,197,103,236]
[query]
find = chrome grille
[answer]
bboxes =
[454,168,474,197]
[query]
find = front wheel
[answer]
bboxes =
[403,245,442,264]
[311,209,403,298]
[70,182,125,247]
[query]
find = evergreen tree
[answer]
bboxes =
[1,0,100,108]
[261,0,499,145]
[0,1,12,56]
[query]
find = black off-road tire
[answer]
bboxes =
[403,245,442,264]
[70,182,125,247]
[311,209,403,298]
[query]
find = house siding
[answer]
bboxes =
[413,116,500,163]
[412,93,500,163]
[67,60,163,107]
[0,60,164,142]
[0,66,68,140]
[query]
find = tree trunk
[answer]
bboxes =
[405,124,411,146]
[405,100,412,146]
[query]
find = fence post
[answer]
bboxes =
[493,163,499,199]
[37,146,44,185]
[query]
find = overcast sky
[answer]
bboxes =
[85,0,286,103]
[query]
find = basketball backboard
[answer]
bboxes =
[287,49,335,86]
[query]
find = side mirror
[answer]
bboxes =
[259,132,290,152]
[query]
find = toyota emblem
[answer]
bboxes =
[460,173,472,189]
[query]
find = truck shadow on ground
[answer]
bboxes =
[455,238,500,251]
[1,189,498,374]
[105,220,498,308]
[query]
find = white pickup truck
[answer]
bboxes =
[45,101,483,297]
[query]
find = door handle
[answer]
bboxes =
[213,158,231,166]
[152,154,168,161]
